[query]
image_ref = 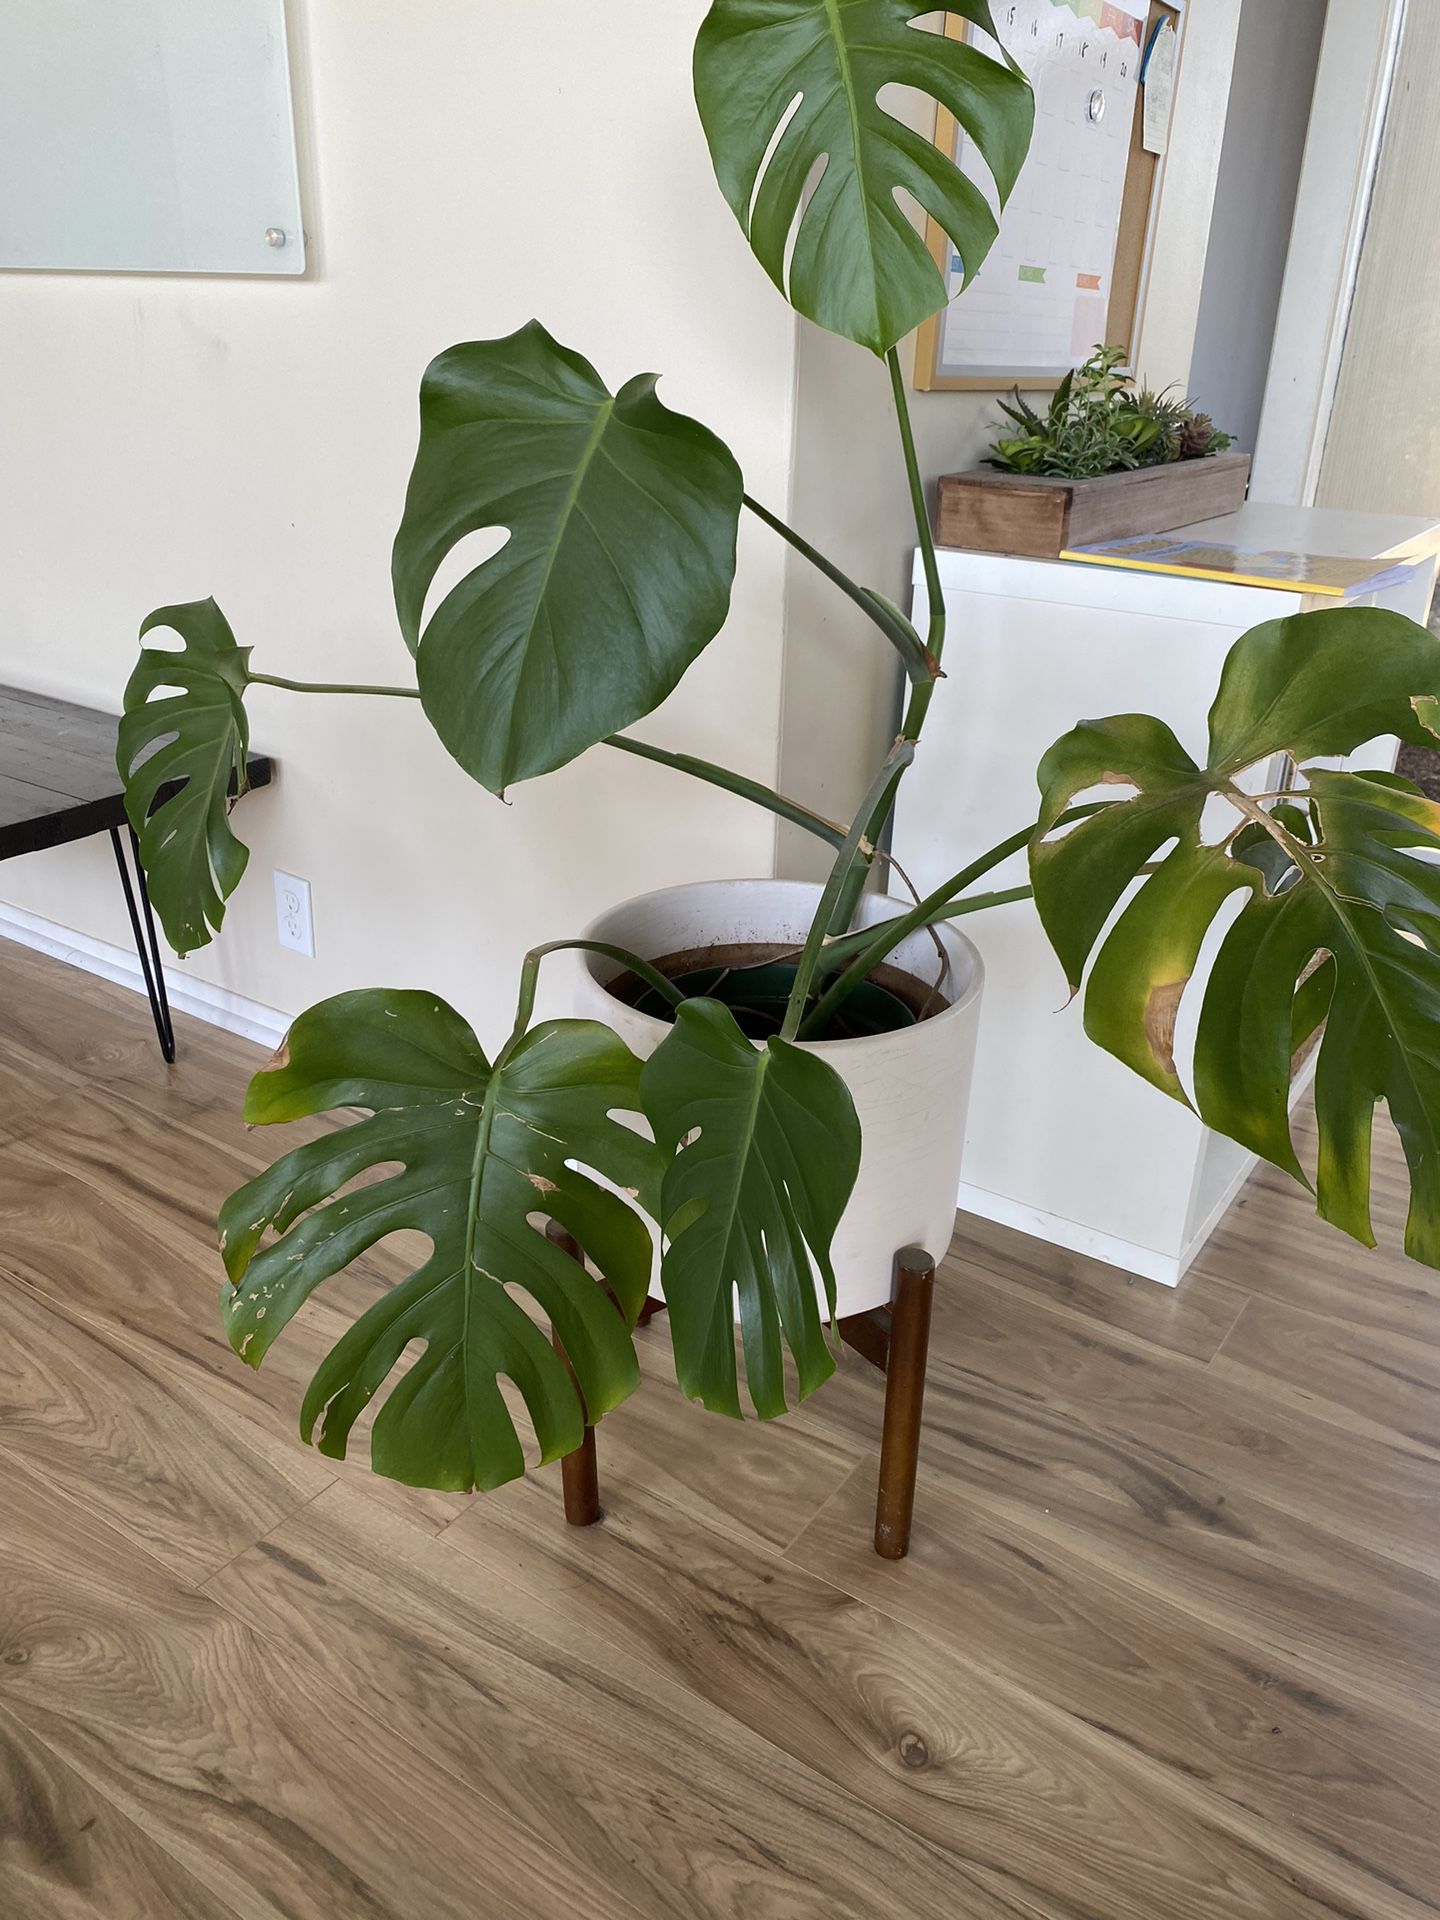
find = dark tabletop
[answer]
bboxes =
[0,684,272,860]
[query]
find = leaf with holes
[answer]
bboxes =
[1030,605,1440,1265]
[392,320,744,794]
[219,990,661,1493]
[694,0,1034,355]
[640,996,860,1419]
[115,597,254,956]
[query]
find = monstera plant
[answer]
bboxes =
[118,2,1440,1506]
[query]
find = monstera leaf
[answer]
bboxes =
[1030,606,1440,1265]
[219,990,661,1492]
[392,321,744,794]
[694,0,1034,355]
[116,598,254,955]
[640,997,861,1419]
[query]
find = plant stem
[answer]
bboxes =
[499,938,684,1067]
[605,734,845,849]
[889,347,947,732]
[248,673,422,698]
[742,492,934,685]
[780,739,915,1043]
[824,350,947,938]
[245,671,845,852]
[797,803,1110,1039]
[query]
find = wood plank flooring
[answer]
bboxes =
[1,934,1437,1919]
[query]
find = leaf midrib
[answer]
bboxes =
[522,395,615,647]
[819,0,880,333]
[1234,787,1440,1184]
[689,1042,773,1329]
[460,1069,504,1480]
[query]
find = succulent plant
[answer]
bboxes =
[987,350,1234,480]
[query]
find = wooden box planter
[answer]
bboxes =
[935,452,1250,559]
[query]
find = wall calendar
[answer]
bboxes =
[916,0,1155,390]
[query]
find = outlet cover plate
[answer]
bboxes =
[274,870,314,957]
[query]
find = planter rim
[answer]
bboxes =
[579,876,984,1055]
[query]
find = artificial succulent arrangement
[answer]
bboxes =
[116,2,1440,1502]
[987,343,1234,478]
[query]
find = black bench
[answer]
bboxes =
[0,684,272,1062]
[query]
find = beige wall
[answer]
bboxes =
[0,2,802,1044]
[1317,0,1440,519]
[775,0,1242,882]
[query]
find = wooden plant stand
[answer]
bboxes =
[546,1223,936,1561]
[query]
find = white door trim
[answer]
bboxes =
[1249,0,1407,506]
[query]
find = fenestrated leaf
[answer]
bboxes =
[392,321,744,794]
[219,990,661,1493]
[693,0,1034,355]
[640,996,861,1420]
[1030,606,1440,1267]
[116,597,253,956]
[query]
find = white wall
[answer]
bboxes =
[0,2,799,1044]
[1188,0,1328,456]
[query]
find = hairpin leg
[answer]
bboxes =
[109,825,176,1065]
[545,1220,601,1526]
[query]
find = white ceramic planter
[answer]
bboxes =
[575,879,984,1318]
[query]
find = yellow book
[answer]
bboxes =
[1059,535,1415,598]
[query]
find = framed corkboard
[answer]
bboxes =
[914,0,1184,392]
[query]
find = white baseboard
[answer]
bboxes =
[956,1180,1184,1288]
[0,902,290,1050]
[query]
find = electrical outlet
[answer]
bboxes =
[274,871,315,957]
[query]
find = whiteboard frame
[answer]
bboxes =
[0,0,306,278]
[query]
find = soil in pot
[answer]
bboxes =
[607,940,954,1043]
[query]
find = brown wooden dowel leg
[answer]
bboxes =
[545,1219,601,1527]
[874,1247,935,1561]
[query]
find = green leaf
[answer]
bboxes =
[219,990,662,1493]
[694,0,1034,355]
[392,321,744,794]
[115,597,253,956]
[1030,606,1440,1267]
[640,997,861,1420]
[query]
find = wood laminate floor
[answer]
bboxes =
[1,934,1437,1919]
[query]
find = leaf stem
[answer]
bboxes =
[798,803,1110,1039]
[605,733,845,849]
[889,346,946,731]
[244,671,845,851]
[501,938,685,1066]
[822,350,946,938]
[248,673,422,698]
[781,739,915,1042]
[742,492,935,685]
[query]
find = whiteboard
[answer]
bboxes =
[0,0,304,275]
[931,0,1145,382]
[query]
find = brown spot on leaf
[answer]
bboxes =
[1098,770,1139,787]
[526,1174,558,1193]
[259,1038,290,1074]
[1145,979,1186,1076]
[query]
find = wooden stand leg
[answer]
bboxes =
[873,1247,935,1561]
[545,1220,601,1527]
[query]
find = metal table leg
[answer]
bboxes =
[109,825,176,1065]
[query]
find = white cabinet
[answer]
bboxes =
[892,504,1440,1285]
